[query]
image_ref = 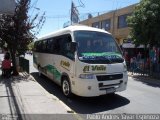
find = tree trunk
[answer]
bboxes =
[10,49,19,76]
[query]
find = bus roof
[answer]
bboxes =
[37,24,111,41]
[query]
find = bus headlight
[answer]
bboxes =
[79,74,95,79]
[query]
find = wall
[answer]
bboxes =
[79,4,137,45]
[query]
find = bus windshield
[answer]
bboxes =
[74,30,124,64]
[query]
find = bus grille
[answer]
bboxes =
[96,74,123,81]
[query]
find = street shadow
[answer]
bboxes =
[31,72,130,114]
[0,73,34,85]
[0,75,29,120]
[0,71,41,120]
[131,74,160,88]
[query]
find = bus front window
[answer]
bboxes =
[74,31,124,64]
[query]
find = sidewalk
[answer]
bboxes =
[0,72,77,120]
[128,72,160,87]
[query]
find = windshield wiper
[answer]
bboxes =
[94,56,112,63]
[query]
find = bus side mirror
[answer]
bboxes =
[66,42,77,52]
[70,42,77,53]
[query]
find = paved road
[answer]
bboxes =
[26,54,160,119]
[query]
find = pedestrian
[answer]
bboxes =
[137,52,141,62]
[2,54,12,78]
[5,52,10,59]
[124,51,129,68]
[130,57,134,74]
[146,57,150,70]
[149,47,156,75]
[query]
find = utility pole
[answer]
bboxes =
[112,9,116,37]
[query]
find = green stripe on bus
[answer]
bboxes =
[81,52,122,57]
[44,65,62,80]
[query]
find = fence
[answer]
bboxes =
[19,57,29,73]
[128,59,160,79]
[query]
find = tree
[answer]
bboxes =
[0,0,45,75]
[127,0,160,48]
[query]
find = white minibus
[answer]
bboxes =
[33,25,128,97]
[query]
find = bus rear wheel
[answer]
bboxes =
[62,78,72,97]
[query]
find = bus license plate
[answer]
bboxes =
[106,88,115,94]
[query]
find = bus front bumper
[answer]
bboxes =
[70,73,128,97]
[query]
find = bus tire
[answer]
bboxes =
[62,77,73,97]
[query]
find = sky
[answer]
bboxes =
[30,0,140,38]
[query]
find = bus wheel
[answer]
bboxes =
[62,78,72,97]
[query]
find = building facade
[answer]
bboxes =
[79,4,136,45]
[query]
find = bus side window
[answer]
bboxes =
[42,40,47,53]
[65,35,74,59]
[51,38,60,54]
[35,41,39,52]
[37,41,42,52]
[34,41,37,52]
[62,35,72,52]
[55,39,60,54]
[47,39,53,53]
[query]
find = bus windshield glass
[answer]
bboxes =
[74,30,124,64]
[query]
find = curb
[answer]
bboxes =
[128,72,160,80]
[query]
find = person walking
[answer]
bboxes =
[2,54,12,78]
[130,57,134,73]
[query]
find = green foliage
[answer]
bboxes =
[127,0,160,48]
[28,42,34,50]
[0,0,45,54]
[0,0,45,74]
